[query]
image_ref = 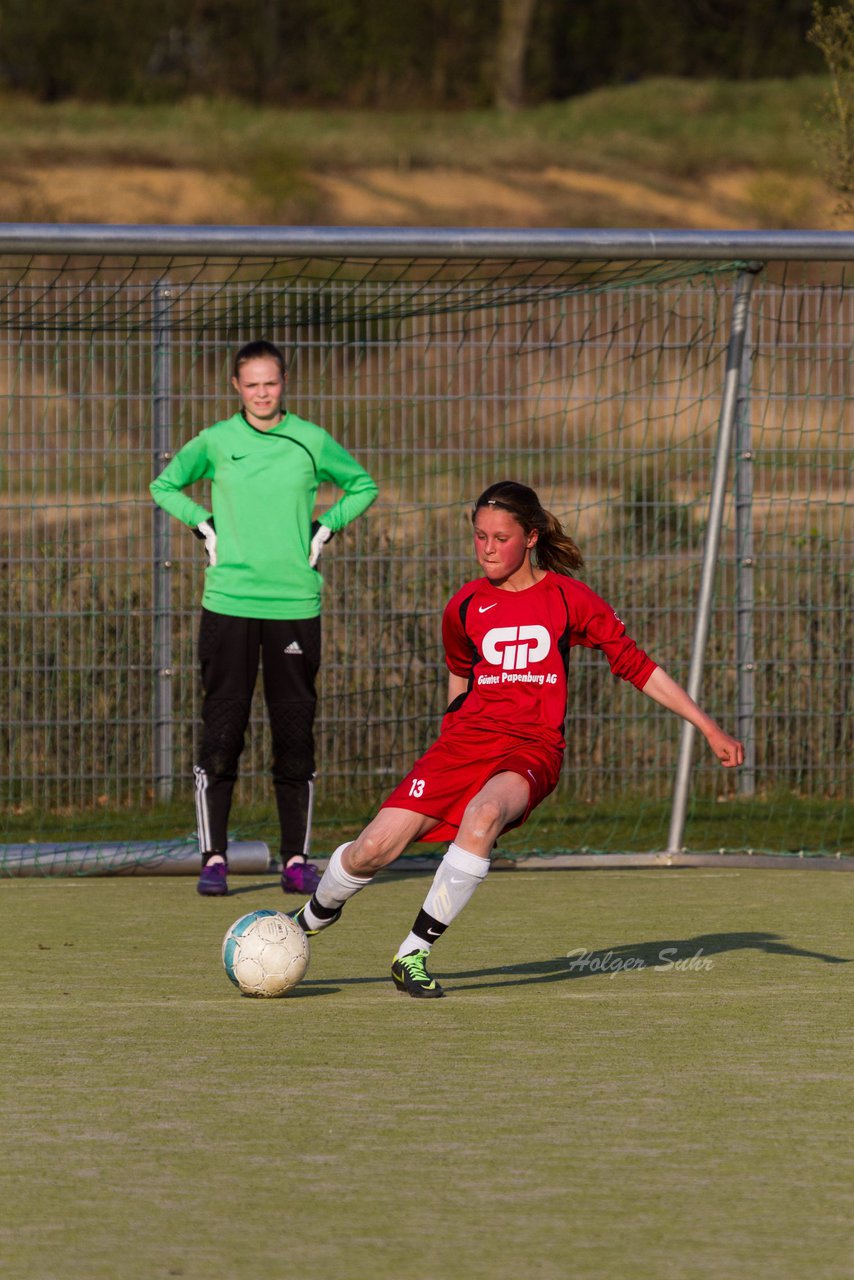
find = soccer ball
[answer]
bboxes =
[222,909,310,997]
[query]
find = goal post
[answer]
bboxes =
[666,265,761,855]
[0,226,851,873]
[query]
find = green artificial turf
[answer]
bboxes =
[1,868,851,1280]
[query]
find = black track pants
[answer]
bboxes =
[193,609,321,859]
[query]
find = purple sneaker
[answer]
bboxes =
[197,860,228,896]
[281,859,322,895]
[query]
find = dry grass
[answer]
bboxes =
[0,76,846,229]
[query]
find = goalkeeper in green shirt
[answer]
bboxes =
[150,340,378,897]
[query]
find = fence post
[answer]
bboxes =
[666,266,762,854]
[152,280,173,802]
[735,303,757,795]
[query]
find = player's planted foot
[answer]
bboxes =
[281,858,322,895]
[197,859,228,897]
[288,901,342,936]
[391,949,444,999]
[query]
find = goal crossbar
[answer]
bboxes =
[0,224,853,261]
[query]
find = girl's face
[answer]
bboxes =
[232,356,286,429]
[472,506,538,588]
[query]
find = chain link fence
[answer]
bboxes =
[0,241,850,853]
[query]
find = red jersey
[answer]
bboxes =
[380,570,657,841]
[441,570,657,753]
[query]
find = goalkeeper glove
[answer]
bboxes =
[192,519,217,567]
[309,521,334,568]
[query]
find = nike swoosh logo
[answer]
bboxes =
[449,876,467,885]
[478,603,497,613]
[426,927,441,937]
[231,453,248,461]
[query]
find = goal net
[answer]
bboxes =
[0,244,851,872]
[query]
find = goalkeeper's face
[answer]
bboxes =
[232,356,287,430]
[473,508,538,587]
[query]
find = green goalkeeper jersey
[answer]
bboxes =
[150,411,378,619]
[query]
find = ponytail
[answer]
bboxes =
[472,481,583,575]
[537,507,584,574]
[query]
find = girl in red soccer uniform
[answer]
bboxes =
[291,481,743,997]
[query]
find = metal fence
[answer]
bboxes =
[0,229,851,852]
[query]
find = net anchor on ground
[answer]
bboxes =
[0,840,271,877]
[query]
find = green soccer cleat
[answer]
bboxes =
[390,949,445,999]
[287,903,341,937]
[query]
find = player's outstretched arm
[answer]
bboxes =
[640,666,744,768]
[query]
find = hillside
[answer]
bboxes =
[0,77,846,230]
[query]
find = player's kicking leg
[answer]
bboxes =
[390,772,530,998]
[288,808,432,935]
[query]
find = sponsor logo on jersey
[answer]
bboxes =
[482,624,550,671]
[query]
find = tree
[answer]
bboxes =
[493,0,538,110]
[807,0,854,217]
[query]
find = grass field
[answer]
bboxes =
[4,792,852,860]
[2,867,851,1280]
[0,76,827,176]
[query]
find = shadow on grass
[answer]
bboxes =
[283,984,341,999]
[226,878,290,897]
[446,931,851,991]
[304,930,851,992]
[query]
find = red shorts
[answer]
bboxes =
[381,724,563,843]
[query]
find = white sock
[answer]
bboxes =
[301,843,370,930]
[396,842,490,956]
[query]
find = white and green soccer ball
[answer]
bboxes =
[222,909,310,997]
